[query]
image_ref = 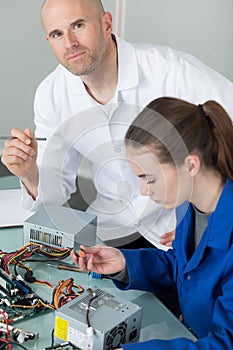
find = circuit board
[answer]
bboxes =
[43,341,81,350]
[0,267,51,323]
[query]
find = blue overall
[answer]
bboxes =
[114,179,233,349]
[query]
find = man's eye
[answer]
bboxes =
[73,22,84,30]
[51,32,63,39]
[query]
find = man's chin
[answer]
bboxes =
[65,63,96,77]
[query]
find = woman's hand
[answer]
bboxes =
[71,245,126,275]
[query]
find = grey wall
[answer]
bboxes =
[0,0,232,144]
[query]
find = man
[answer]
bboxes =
[2,0,233,250]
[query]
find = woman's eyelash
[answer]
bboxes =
[147,179,156,184]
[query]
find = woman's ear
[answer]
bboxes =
[184,155,201,176]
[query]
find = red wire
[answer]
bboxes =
[0,310,11,350]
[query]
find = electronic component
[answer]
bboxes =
[24,204,97,250]
[43,341,81,350]
[0,268,17,295]
[0,267,50,323]
[54,287,142,350]
[0,323,38,344]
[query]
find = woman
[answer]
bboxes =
[71,97,233,349]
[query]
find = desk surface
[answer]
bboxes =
[0,176,196,349]
[0,175,20,190]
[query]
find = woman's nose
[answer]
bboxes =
[140,182,152,196]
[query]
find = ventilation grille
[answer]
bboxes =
[106,322,127,350]
[29,228,63,247]
[69,288,123,316]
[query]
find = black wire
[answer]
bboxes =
[14,261,19,276]
[86,293,97,328]
[24,259,62,262]
[51,328,55,347]
[25,254,70,262]
[0,342,7,350]
[0,341,28,350]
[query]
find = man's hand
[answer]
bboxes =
[1,128,39,199]
[160,230,175,247]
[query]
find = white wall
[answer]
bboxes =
[0,0,232,141]
[123,0,233,81]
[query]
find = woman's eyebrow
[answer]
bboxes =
[138,173,153,178]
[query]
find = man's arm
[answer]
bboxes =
[160,230,175,247]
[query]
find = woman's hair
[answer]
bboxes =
[125,97,233,181]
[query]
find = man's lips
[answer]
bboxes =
[67,51,85,61]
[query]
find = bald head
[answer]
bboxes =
[40,0,114,77]
[41,0,105,26]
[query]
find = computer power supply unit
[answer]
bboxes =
[23,204,97,250]
[54,287,142,350]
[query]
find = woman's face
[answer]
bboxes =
[126,146,193,210]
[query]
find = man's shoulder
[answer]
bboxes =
[132,41,193,63]
[35,64,82,101]
[38,64,72,89]
[131,40,230,82]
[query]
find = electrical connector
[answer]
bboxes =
[86,326,94,336]
[24,271,36,283]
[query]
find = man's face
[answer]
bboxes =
[42,0,112,76]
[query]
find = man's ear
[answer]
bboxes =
[184,154,201,176]
[102,11,113,34]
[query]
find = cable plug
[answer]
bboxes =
[24,271,36,283]
[86,288,96,297]
[86,326,94,336]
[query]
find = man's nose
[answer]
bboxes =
[65,31,79,48]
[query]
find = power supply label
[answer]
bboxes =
[68,327,93,350]
[55,316,69,341]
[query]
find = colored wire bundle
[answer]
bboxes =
[52,278,84,310]
[0,243,71,276]
[0,244,86,349]
[0,243,85,315]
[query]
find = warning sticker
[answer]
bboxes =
[55,316,69,341]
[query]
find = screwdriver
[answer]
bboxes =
[48,263,104,279]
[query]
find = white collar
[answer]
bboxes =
[62,34,139,96]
